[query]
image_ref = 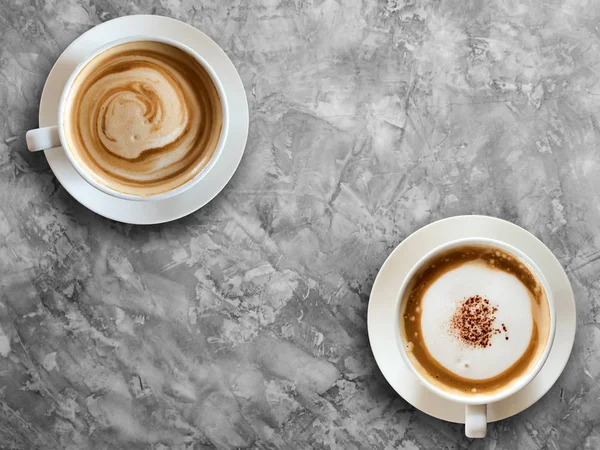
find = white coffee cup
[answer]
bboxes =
[395,237,556,438]
[25,35,230,202]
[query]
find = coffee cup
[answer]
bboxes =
[26,35,229,201]
[395,237,556,438]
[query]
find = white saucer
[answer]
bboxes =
[368,215,576,423]
[38,15,249,224]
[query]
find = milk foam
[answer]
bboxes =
[93,68,188,161]
[420,261,533,380]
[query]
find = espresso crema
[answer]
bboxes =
[63,41,223,196]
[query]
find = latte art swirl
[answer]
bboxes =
[95,72,188,160]
[64,41,223,196]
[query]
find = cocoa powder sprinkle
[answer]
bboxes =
[450,295,504,348]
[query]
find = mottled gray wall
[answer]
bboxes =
[1,0,600,449]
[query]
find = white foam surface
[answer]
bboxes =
[419,261,533,380]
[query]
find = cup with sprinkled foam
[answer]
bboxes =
[395,237,555,438]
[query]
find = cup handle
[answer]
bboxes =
[465,404,487,438]
[26,126,61,152]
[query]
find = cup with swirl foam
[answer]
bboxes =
[27,36,228,201]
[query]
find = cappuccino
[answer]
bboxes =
[400,245,551,396]
[63,41,223,197]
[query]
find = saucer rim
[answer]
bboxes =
[367,214,576,424]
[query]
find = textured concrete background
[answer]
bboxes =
[1,0,600,449]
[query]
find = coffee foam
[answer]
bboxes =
[420,261,533,379]
[401,245,550,396]
[63,41,223,196]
